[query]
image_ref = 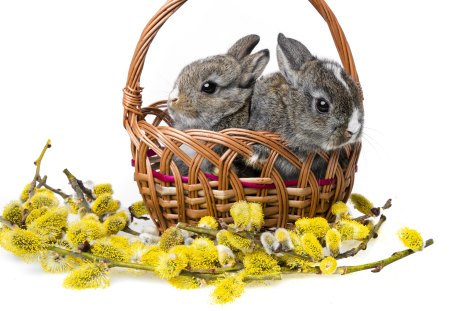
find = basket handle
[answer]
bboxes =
[123,0,360,142]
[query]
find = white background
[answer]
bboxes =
[0,0,448,310]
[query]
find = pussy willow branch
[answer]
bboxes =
[28,139,52,200]
[177,223,218,236]
[335,214,387,259]
[63,169,91,213]
[46,245,253,281]
[336,239,434,274]
[75,179,95,202]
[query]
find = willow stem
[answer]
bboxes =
[46,245,249,281]
[122,226,140,236]
[63,169,91,213]
[177,223,218,236]
[336,239,434,274]
[37,175,70,199]
[184,264,244,275]
[76,179,95,202]
[336,214,387,259]
[0,216,15,230]
[28,139,52,200]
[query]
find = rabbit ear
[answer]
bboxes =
[239,49,270,88]
[277,33,313,86]
[227,34,261,61]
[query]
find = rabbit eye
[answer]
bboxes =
[201,81,217,94]
[315,98,330,113]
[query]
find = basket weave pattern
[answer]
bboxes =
[122,0,362,232]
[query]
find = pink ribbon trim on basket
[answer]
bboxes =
[131,148,336,188]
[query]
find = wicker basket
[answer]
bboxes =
[122,0,362,233]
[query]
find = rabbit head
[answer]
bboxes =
[168,34,270,131]
[276,33,364,151]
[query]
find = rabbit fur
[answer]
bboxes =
[167,34,270,175]
[168,34,270,131]
[247,33,364,180]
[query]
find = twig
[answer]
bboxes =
[0,216,16,230]
[63,169,91,213]
[336,214,387,259]
[381,198,392,210]
[37,175,70,199]
[28,139,52,200]
[336,239,434,274]
[177,223,218,237]
[76,179,95,202]
[184,264,244,274]
[122,226,141,236]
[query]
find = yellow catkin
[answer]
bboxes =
[93,183,114,197]
[29,190,59,210]
[129,200,148,217]
[217,245,235,268]
[301,233,324,262]
[91,193,120,216]
[336,219,370,240]
[66,219,105,246]
[169,276,201,289]
[90,238,128,262]
[229,201,251,230]
[398,227,424,251]
[325,228,342,257]
[248,202,264,231]
[295,217,330,238]
[127,241,150,264]
[331,201,348,217]
[216,230,254,253]
[211,275,245,304]
[198,216,219,230]
[27,207,68,241]
[0,227,43,256]
[141,245,166,268]
[2,201,24,226]
[320,256,338,274]
[159,227,184,252]
[20,184,31,202]
[260,231,280,254]
[275,228,294,251]
[188,238,219,269]
[63,263,110,289]
[40,251,75,273]
[108,235,131,249]
[289,230,306,255]
[103,211,128,235]
[350,193,374,215]
[25,207,48,226]
[155,252,188,280]
[243,250,281,276]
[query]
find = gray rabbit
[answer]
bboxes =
[247,33,364,180]
[168,34,270,131]
[167,35,270,174]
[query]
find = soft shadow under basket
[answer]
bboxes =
[122,0,362,233]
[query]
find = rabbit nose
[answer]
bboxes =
[344,130,354,139]
[169,98,178,106]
